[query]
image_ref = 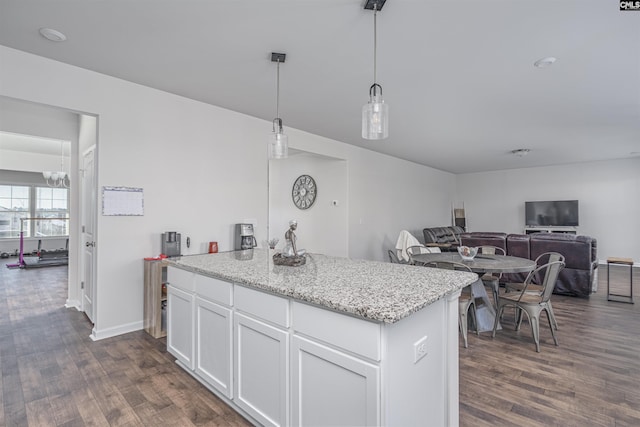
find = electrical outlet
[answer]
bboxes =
[414,336,428,363]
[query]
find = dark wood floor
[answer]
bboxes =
[0,261,251,426]
[460,265,640,427]
[1,259,638,426]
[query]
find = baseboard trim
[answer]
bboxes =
[64,299,81,310]
[90,320,143,341]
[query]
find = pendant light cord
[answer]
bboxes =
[373,5,377,85]
[60,141,64,170]
[276,59,281,120]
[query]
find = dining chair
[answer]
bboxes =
[477,246,506,307]
[406,245,430,266]
[492,260,565,352]
[388,249,408,264]
[424,261,482,348]
[504,252,565,330]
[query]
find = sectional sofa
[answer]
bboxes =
[459,232,598,297]
[422,226,465,251]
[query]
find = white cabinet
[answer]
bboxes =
[165,267,459,427]
[291,335,379,427]
[195,296,233,398]
[233,284,290,427]
[167,285,195,370]
[291,301,380,426]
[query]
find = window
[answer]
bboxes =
[0,185,30,238]
[35,187,69,237]
[0,184,69,239]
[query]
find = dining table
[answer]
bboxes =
[412,252,536,332]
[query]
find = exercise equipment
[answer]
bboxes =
[6,217,69,269]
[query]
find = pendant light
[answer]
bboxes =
[269,52,288,159]
[42,140,69,188]
[362,0,389,140]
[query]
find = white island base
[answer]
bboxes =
[166,264,461,427]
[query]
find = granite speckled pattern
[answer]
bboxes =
[166,249,477,324]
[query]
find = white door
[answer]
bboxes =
[81,147,96,323]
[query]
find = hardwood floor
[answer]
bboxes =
[1,259,638,426]
[0,261,251,426]
[460,266,640,427]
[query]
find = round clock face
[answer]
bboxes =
[292,175,317,210]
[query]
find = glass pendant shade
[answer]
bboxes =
[269,118,288,159]
[268,54,288,159]
[362,5,389,140]
[362,84,389,140]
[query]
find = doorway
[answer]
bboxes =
[0,96,99,329]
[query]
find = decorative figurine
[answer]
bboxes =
[273,220,306,266]
[283,220,298,257]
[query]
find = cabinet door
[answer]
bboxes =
[195,296,233,398]
[167,285,195,370]
[291,335,380,427]
[234,313,288,427]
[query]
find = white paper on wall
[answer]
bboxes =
[102,186,144,216]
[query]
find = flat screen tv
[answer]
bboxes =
[525,200,579,227]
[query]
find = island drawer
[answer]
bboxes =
[195,274,233,306]
[292,302,381,361]
[235,285,290,328]
[167,266,195,292]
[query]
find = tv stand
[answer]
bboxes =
[525,226,577,235]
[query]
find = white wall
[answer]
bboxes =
[0,96,78,140]
[346,148,457,261]
[0,45,456,339]
[0,149,67,173]
[269,151,348,257]
[456,158,640,262]
[282,130,458,262]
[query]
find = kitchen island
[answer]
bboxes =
[165,249,476,427]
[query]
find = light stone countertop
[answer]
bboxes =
[166,249,478,324]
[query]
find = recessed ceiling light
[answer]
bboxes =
[39,28,67,42]
[534,57,556,68]
[511,149,530,157]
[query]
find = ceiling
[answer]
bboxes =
[0,0,638,174]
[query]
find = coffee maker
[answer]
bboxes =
[161,232,181,257]
[234,224,257,250]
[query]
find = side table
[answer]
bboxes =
[607,257,634,304]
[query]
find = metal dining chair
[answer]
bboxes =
[492,260,565,352]
[388,249,408,264]
[406,245,430,266]
[424,261,482,348]
[504,252,565,330]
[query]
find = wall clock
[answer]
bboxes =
[292,175,317,210]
